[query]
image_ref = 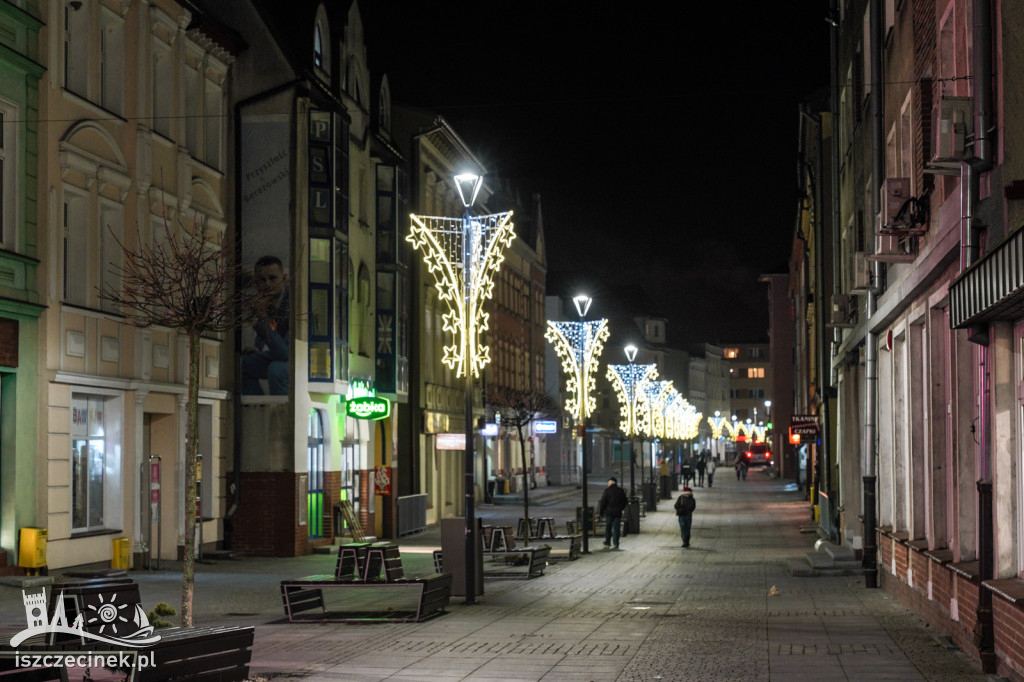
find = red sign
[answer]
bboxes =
[375,466,392,496]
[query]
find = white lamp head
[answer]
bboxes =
[454,173,482,208]
[573,294,592,318]
[624,344,637,362]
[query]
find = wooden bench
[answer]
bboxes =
[279,572,452,623]
[544,534,583,560]
[118,625,254,682]
[481,545,551,578]
[45,578,254,681]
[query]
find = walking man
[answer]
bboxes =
[706,456,716,488]
[674,486,696,548]
[598,477,629,550]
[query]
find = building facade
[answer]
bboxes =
[808,0,1024,677]
[0,0,45,572]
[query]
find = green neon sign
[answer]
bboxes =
[347,396,391,420]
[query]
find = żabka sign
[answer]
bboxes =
[347,396,391,420]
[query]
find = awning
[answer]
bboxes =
[950,227,1024,328]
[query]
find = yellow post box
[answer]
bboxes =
[111,537,131,569]
[18,527,47,573]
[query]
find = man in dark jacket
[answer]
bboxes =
[598,477,629,550]
[674,486,697,547]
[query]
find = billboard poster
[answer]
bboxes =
[240,112,292,397]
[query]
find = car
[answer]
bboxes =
[744,443,772,467]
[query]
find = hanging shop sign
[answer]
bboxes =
[347,396,391,420]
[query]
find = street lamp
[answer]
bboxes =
[545,294,609,554]
[408,172,516,604]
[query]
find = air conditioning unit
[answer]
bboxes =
[882,177,911,226]
[868,233,916,263]
[828,294,854,328]
[932,96,972,162]
[850,251,871,294]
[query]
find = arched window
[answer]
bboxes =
[307,409,325,538]
[313,6,331,77]
[378,76,392,134]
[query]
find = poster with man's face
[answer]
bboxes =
[239,112,292,396]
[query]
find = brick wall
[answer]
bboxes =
[950,571,980,657]
[229,471,306,557]
[988,583,1024,682]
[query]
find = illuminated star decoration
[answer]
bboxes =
[408,211,515,377]
[545,318,610,420]
[606,363,658,437]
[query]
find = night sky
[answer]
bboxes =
[362,2,831,345]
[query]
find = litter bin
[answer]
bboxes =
[624,497,641,535]
[642,482,658,512]
[18,527,47,574]
[111,537,131,569]
[659,475,672,499]
[575,506,595,534]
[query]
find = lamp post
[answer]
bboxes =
[545,294,609,554]
[408,172,515,604]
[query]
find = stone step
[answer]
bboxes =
[790,548,863,577]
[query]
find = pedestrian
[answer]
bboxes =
[734,452,748,480]
[706,456,716,488]
[681,457,693,487]
[674,486,696,548]
[598,477,629,550]
[695,454,707,487]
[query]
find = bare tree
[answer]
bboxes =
[99,214,263,626]
[486,386,560,544]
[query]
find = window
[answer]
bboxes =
[63,3,125,113]
[747,347,765,359]
[71,393,123,532]
[312,8,330,77]
[307,410,325,538]
[100,9,125,115]
[748,389,766,399]
[64,1,88,97]
[63,192,88,306]
[152,39,173,138]
[747,367,765,379]
[0,102,15,249]
[99,202,124,313]
[309,238,332,381]
[723,348,738,359]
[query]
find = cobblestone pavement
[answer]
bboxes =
[1,469,1001,681]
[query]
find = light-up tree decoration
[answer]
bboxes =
[545,295,609,553]
[545,306,609,422]
[707,411,727,440]
[408,182,515,379]
[408,173,515,604]
[606,346,658,495]
[638,380,674,487]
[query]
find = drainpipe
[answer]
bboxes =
[964,0,995,671]
[863,0,884,590]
